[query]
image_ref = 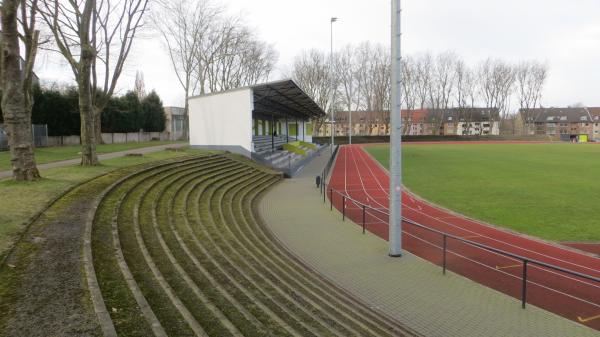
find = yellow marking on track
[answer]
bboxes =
[578,314,600,323]
[495,264,522,270]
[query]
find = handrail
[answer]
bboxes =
[322,183,600,309]
[319,145,339,196]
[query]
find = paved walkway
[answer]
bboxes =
[0,143,188,179]
[258,151,598,337]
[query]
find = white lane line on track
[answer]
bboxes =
[354,146,600,275]
[347,146,600,290]
[364,205,600,295]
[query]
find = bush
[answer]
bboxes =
[141,91,166,132]
[2,86,167,135]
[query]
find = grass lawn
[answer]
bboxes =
[365,143,600,242]
[0,141,185,171]
[0,147,205,259]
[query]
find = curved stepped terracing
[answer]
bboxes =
[90,154,415,336]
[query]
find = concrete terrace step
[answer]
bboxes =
[89,154,415,336]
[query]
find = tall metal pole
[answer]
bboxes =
[389,0,403,257]
[330,17,338,153]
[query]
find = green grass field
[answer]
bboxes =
[365,143,600,242]
[0,141,184,171]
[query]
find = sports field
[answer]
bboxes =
[365,143,600,242]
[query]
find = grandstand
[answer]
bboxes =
[88,154,413,336]
[188,80,326,175]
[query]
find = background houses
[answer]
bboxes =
[519,107,600,142]
[316,108,500,137]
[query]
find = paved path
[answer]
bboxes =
[258,151,598,337]
[0,143,188,179]
[327,145,600,329]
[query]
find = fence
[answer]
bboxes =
[0,124,48,150]
[313,134,558,144]
[46,131,171,147]
[318,149,600,329]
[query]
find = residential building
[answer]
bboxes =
[519,107,599,141]
[315,108,500,137]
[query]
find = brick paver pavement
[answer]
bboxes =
[258,150,598,337]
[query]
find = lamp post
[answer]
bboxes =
[389,0,403,257]
[330,17,338,153]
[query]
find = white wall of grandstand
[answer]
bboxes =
[315,108,500,136]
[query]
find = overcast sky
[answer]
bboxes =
[36,0,600,109]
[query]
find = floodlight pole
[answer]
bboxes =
[330,17,338,153]
[389,0,403,257]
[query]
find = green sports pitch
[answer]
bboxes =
[365,143,600,242]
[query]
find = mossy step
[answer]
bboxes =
[93,159,218,337]
[93,158,232,336]
[228,178,398,337]
[216,175,361,337]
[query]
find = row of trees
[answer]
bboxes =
[153,0,278,139]
[1,0,150,180]
[291,43,548,134]
[0,85,167,136]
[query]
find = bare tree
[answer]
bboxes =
[204,22,277,92]
[401,55,419,134]
[477,58,515,128]
[335,45,360,112]
[454,59,477,134]
[516,60,548,134]
[155,0,275,138]
[39,0,149,164]
[291,49,332,134]
[371,45,391,124]
[354,42,390,133]
[414,53,432,109]
[153,0,217,140]
[428,52,457,134]
[134,70,146,100]
[91,0,149,142]
[1,0,41,180]
[38,0,97,164]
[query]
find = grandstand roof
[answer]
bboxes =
[189,79,326,120]
[251,79,326,120]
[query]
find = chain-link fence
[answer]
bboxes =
[0,124,48,151]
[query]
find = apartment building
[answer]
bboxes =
[519,107,600,141]
[315,108,500,137]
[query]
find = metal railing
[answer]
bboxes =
[319,145,339,197]
[320,184,600,312]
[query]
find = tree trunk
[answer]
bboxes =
[1,0,40,181]
[78,74,98,165]
[78,0,98,166]
[182,97,189,141]
[93,106,104,144]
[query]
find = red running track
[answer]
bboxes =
[327,144,600,331]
